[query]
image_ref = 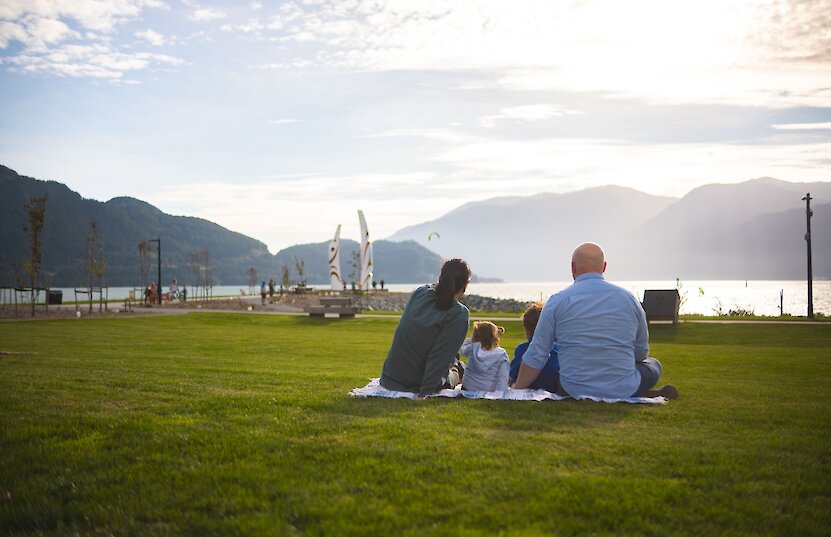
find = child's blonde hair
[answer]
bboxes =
[471,321,505,350]
[522,301,544,339]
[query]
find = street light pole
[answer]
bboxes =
[149,238,161,305]
[802,194,813,318]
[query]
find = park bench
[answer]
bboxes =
[642,289,680,324]
[304,296,360,318]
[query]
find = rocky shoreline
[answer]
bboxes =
[324,292,530,313]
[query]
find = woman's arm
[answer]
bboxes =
[419,310,470,396]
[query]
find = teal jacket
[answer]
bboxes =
[380,285,470,396]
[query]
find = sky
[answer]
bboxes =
[1,0,830,253]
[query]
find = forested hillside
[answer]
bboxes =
[0,166,456,287]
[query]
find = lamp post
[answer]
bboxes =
[802,194,813,318]
[149,238,161,305]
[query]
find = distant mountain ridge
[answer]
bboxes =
[389,179,830,280]
[0,165,458,287]
[4,164,827,285]
[390,185,678,281]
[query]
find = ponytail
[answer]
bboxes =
[435,258,471,310]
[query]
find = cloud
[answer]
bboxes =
[748,0,831,63]
[0,15,79,50]
[429,136,831,198]
[0,0,177,79]
[254,0,831,107]
[0,21,28,48]
[362,128,467,144]
[0,0,168,35]
[135,29,165,46]
[772,122,831,130]
[221,19,263,34]
[4,43,183,78]
[147,172,457,250]
[479,104,581,128]
[189,7,227,22]
[267,118,299,125]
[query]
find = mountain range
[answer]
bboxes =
[389,178,830,281]
[0,165,449,287]
[2,164,828,285]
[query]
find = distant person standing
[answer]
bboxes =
[268,279,275,303]
[260,281,267,305]
[380,259,471,397]
[513,243,679,400]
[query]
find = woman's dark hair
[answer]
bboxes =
[435,258,471,310]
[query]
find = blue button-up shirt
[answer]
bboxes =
[522,272,648,398]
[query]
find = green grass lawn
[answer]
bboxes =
[1,313,829,536]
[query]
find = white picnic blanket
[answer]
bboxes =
[349,378,667,404]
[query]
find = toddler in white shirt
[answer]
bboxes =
[459,321,510,392]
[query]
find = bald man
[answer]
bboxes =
[513,243,679,399]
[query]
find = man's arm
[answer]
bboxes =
[512,297,558,389]
[513,362,542,389]
[634,300,649,362]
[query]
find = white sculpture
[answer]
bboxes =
[358,210,373,290]
[328,224,343,290]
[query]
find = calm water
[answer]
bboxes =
[28,280,830,316]
[390,280,831,317]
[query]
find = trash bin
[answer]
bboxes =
[48,290,63,305]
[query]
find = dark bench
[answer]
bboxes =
[305,296,360,318]
[642,289,680,324]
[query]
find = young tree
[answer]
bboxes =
[186,250,213,300]
[294,256,305,286]
[187,251,202,300]
[201,250,212,299]
[246,267,257,294]
[85,220,107,312]
[22,195,46,316]
[280,264,291,290]
[138,241,151,288]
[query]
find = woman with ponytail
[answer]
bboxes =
[380,258,472,397]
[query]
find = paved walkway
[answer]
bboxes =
[4,299,827,325]
[186,310,829,325]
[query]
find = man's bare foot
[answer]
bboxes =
[644,384,680,400]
